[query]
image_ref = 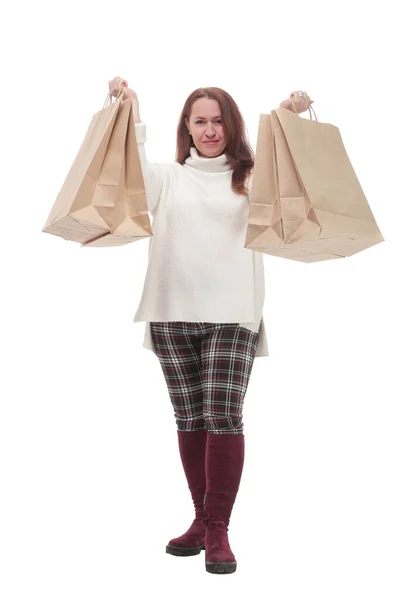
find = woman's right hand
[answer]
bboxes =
[108,76,137,101]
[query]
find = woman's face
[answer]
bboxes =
[185,98,226,158]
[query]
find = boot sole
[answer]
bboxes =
[205,560,237,574]
[166,541,205,556]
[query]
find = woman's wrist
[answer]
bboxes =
[279,98,293,111]
[122,87,137,101]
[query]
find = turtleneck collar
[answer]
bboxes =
[184,145,232,173]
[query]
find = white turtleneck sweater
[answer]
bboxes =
[132,121,269,358]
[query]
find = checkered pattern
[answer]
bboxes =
[150,322,260,434]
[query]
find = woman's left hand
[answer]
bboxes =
[279,91,314,113]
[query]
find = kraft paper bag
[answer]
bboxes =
[81,105,152,247]
[245,106,385,263]
[42,90,152,246]
[42,89,126,243]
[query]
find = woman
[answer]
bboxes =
[108,77,313,575]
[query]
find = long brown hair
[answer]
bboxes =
[175,87,254,197]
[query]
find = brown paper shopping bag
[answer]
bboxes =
[42,89,152,246]
[81,105,152,247]
[245,102,385,263]
[244,113,283,250]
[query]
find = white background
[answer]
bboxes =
[1,0,399,598]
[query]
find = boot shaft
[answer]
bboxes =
[202,433,245,527]
[177,429,207,516]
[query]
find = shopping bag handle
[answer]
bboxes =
[290,93,318,121]
[102,84,126,110]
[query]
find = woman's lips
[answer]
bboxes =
[204,141,219,144]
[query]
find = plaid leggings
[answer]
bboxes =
[149,322,260,435]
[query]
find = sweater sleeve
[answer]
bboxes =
[134,122,164,216]
[246,171,254,198]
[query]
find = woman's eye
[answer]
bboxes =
[195,120,222,124]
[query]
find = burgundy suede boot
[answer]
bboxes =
[166,429,207,556]
[202,432,245,574]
